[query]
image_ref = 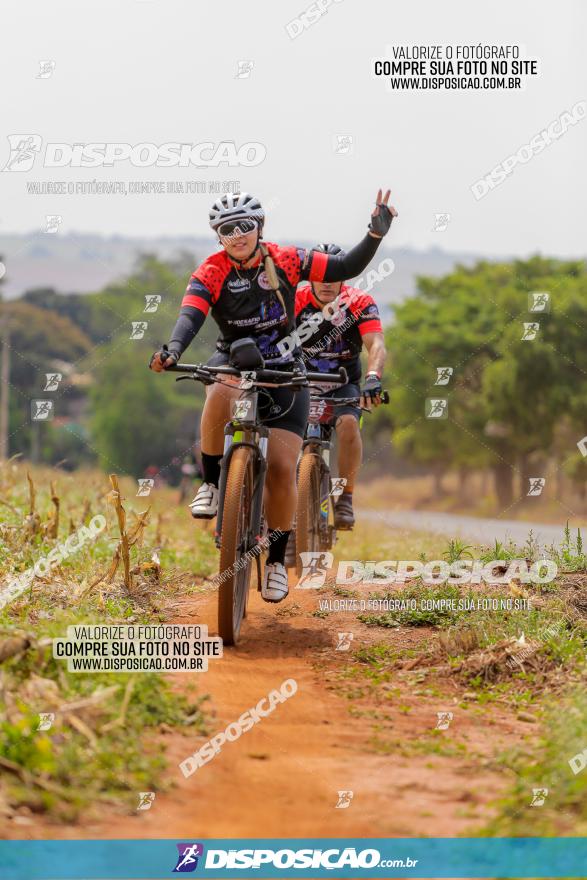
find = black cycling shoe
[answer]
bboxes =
[334,493,355,530]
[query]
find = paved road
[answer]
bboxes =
[359,508,586,550]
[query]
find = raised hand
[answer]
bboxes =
[368,188,398,238]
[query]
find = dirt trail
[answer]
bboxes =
[15,573,532,842]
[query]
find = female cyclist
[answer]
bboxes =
[150,189,397,602]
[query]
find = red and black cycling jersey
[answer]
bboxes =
[295,284,382,383]
[176,243,328,364]
[167,231,385,365]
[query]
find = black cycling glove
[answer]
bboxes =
[149,344,179,369]
[368,203,394,238]
[361,373,382,402]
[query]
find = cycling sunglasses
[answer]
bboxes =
[217,218,258,238]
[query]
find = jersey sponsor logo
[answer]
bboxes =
[257,270,272,290]
[227,276,251,292]
[227,316,259,327]
[329,305,348,327]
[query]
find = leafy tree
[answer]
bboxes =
[387,257,587,505]
[91,344,199,478]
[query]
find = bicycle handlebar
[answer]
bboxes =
[310,391,390,406]
[305,368,348,385]
[165,362,348,387]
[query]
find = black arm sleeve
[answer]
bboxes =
[322,233,382,282]
[167,306,206,357]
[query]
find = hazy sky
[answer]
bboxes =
[1,0,586,257]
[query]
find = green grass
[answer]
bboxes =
[549,523,587,572]
[357,582,464,628]
[334,524,449,567]
[0,465,211,820]
[481,687,587,836]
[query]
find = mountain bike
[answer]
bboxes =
[293,389,389,575]
[167,345,347,645]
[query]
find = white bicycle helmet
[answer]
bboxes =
[209,192,265,231]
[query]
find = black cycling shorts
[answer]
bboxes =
[206,351,310,439]
[328,381,362,422]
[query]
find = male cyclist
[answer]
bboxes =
[294,243,386,529]
[150,191,396,602]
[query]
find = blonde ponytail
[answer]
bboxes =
[259,243,287,318]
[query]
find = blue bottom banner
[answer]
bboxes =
[1,837,586,879]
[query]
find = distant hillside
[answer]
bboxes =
[0,232,493,318]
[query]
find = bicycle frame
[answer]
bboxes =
[300,389,389,549]
[215,386,270,554]
[301,423,337,550]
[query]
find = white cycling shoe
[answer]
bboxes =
[189,482,219,519]
[261,562,289,603]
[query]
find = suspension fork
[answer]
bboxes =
[215,424,269,551]
[301,431,332,540]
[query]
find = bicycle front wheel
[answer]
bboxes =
[295,448,322,576]
[218,446,255,645]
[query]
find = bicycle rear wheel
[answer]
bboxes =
[218,446,255,645]
[295,448,322,576]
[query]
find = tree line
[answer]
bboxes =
[2,254,586,502]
